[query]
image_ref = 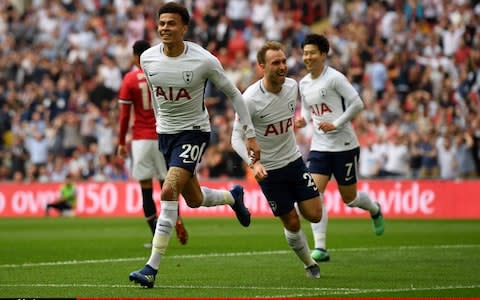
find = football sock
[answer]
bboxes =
[147,200,178,270]
[346,192,379,216]
[200,187,234,207]
[311,198,328,249]
[284,228,316,267]
[142,188,157,234]
[146,215,157,235]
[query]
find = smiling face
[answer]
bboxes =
[157,12,188,46]
[302,44,327,76]
[262,49,288,88]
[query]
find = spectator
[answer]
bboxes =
[407,131,423,178]
[359,137,382,179]
[24,131,50,168]
[0,0,479,182]
[379,132,410,178]
[418,130,440,178]
[454,131,477,178]
[436,135,458,179]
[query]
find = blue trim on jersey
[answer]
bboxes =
[341,96,346,111]
[202,80,208,111]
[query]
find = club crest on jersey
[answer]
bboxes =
[288,101,295,112]
[183,71,193,84]
[320,88,327,97]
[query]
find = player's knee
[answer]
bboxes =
[340,188,357,204]
[309,213,322,223]
[185,199,201,208]
[160,185,175,200]
[304,210,321,223]
[282,215,301,232]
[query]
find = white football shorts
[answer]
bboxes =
[131,139,167,181]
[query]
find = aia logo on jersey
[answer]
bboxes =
[183,71,193,84]
[311,103,332,116]
[264,118,293,136]
[156,86,192,101]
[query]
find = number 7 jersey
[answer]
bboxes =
[299,66,360,152]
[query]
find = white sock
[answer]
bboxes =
[146,200,178,270]
[346,192,379,216]
[284,228,316,267]
[311,198,328,249]
[201,187,234,207]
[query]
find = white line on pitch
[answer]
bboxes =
[0,244,479,269]
[0,283,479,296]
[261,284,480,297]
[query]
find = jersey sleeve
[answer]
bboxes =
[117,74,133,145]
[333,73,360,103]
[118,73,133,104]
[231,114,251,165]
[299,83,312,122]
[331,73,364,128]
[206,56,256,138]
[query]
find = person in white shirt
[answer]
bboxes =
[295,34,385,263]
[232,41,322,279]
[128,2,261,289]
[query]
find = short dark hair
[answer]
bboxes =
[257,41,284,65]
[132,40,151,56]
[157,2,190,25]
[302,34,329,54]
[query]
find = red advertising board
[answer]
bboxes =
[0,179,479,218]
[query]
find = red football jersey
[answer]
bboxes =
[118,68,157,141]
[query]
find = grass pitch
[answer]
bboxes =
[0,217,479,298]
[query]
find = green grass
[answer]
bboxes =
[0,217,479,298]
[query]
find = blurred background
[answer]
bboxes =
[1,0,480,184]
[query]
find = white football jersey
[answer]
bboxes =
[141,41,252,135]
[232,78,301,170]
[299,66,360,152]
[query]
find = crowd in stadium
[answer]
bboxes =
[0,0,479,183]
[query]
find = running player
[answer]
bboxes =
[296,34,385,262]
[232,41,322,278]
[117,40,188,247]
[128,2,260,288]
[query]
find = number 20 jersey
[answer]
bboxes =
[141,41,237,134]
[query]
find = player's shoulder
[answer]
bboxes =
[123,68,143,83]
[140,44,160,61]
[325,66,347,80]
[299,73,312,86]
[124,67,141,78]
[284,77,298,89]
[185,41,215,59]
[243,80,262,99]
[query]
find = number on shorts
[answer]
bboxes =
[345,162,353,177]
[303,172,318,191]
[179,143,207,163]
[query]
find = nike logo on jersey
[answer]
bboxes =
[259,114,269,118]
[148,72,159,76]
